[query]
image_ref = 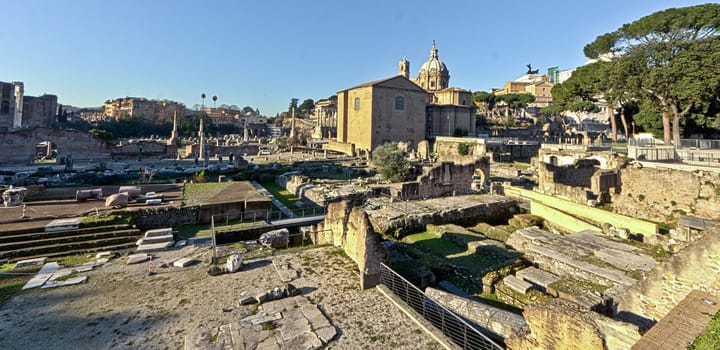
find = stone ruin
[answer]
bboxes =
[258,228,289,249]
[310,200,388,290]
[104,193,129,208]
[388,156,491,200]
[2,187,27,207]
[75,188,103,201]
[506,227,658,312]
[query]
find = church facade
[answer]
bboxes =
[330,42,476,156]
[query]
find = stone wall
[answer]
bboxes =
[433,137,486,157]
[322,141,355,156]
[536,159,620,204]
[369,197,518,238]
[505,299,641,350]
[311,200,387,289]
[131,206,199,231]
[197,199,272,224]
[615,225,720,331]
[0,127,111,164]
[391,157,490,200]
[613,167,720,224]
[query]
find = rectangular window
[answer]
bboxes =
[395,96,404,110]
[354,97,360,110]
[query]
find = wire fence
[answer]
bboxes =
[379,263,503,350]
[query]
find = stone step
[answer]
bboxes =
[5,241,138,263]
[0,229,141,252]
[516,267,561,296]
[0,224,133,242]
[0,236,139,261]
[503,275,533,294]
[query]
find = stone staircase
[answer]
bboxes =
[0,224,141,263]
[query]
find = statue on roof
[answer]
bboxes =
[526,64,539,75]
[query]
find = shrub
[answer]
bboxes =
[457,143,470,156]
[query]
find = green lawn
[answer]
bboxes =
[260,182,300,209]
[0,264,37,308]
[402,231,464,256]
[183,182,234,205]
[401,231,516,276]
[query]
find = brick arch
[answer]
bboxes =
[584,155,608,169]
[0,127,111,164]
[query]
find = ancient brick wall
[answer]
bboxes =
[395,157,490,199]
[612,167,720,223]
[312,201,387,289]
[0,127,111,164]
[615,225,720,331]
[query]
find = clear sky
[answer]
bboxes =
[0,0,711,116]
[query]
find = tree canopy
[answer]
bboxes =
[497,93,535,110]
[372,143,409,182]
[583,3,720,144]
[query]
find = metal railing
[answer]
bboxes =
[379,263,503,350]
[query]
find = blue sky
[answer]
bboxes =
[0,0,711,116]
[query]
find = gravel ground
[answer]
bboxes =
[0,245,442,350]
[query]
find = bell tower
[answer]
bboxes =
[398,57,410,78]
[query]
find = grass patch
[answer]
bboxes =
[54,254,93,266]
[260,182,302,209]
[690,311,720,350]
[0,264,39,308]
[81,213,131,228]
[475,293,524,315]
[183,182,234,205]
[402,232,464,256]
[261,321,276,331]
[550,277,610,294]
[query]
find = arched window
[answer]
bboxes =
[354,97,360,110]
[0,101,9,115]
[394,96,404,110]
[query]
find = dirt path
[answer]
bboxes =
[0,245,442,350]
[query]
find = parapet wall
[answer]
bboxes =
[505,187,658,236]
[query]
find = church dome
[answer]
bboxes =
[419,42,448,73]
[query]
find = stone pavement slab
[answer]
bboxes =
[42,276,87,289]
[127,253,149,264]
[44,217,82,232]
[173,257,196,267]
[504,275,533,294]
[14,257,46,268]
[516,267,560,290]
[22,262,62,290]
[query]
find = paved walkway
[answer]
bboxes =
[251,181,296,218]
